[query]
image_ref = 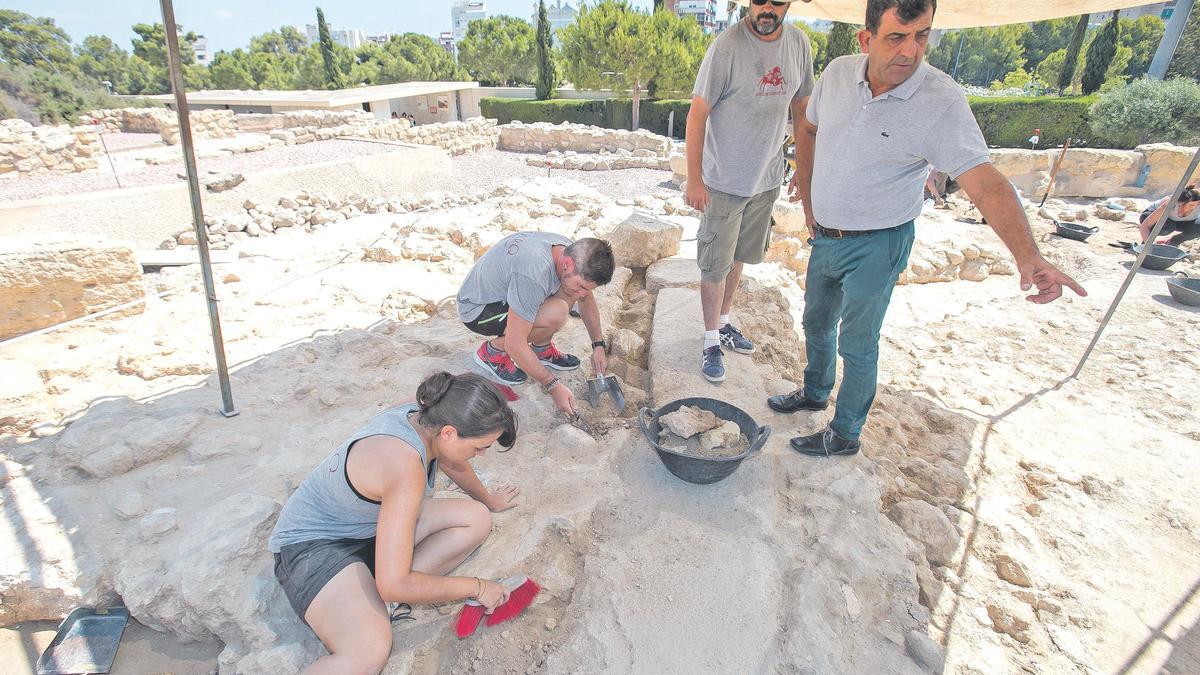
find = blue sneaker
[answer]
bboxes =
[701,345,725,383]
[719,324,755,354]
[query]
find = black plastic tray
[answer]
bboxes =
[36,607,129,675]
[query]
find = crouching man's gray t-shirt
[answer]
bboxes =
[806,55,991,231]
[457,231,572,323]
[692,21,815,198]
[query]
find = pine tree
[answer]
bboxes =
[824,22,857,71]
[1082,11,1119,94]
[535,0,556,99]
[1058,13,1089,94]
[316,7,341,89]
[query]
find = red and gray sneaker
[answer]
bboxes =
[533,342,580,371]
[473,342,528,385]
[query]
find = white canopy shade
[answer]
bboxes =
[735,0,1160,29]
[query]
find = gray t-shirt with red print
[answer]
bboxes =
[692,20,815,198]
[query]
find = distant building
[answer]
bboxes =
[438,31,457,57]
[192,35,209,65]
[365,33,395,45]
[452,1,488,43]
[532,1,577,45]
[667,0,719,34]
[305,24,367,49]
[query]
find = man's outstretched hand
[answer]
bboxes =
[1018,256,1087,304]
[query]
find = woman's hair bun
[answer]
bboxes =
[416,371,454,410]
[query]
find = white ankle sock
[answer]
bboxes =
[719,314,730,327]
[703,330,720,350]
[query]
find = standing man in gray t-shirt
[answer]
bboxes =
[767,0,1086,458]
[685,0,815,384]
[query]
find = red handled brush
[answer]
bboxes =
[454,574,541,639]
[497,384,520,402]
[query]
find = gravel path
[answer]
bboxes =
[446,148,678,202]
[0,142,676,206]
[0,139,409,202]
[95,131,163,152]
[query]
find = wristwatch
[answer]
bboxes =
[591,339,607,350]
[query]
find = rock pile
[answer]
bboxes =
[525,149,671,171]
[498,121,672,156]
[0,119,101,176]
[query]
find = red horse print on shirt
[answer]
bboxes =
[757,66,786,95]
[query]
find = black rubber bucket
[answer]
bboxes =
[1053,220,1099,242]
[1167,274,1200,306]
[637,397,771,485]
[1130,243,1187,271]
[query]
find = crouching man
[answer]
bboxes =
[457,232,616,416]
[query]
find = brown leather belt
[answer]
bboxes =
[814,223,898,239]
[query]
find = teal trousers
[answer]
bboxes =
[802,221,915,440]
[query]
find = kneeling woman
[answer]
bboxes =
[268,372,521,674]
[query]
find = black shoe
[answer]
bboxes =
[767,389,829,413]
[790,427,861,457]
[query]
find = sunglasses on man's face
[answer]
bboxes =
[751,0,788,6]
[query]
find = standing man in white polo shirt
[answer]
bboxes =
[684,0,815,383]
[767,0,1086,456]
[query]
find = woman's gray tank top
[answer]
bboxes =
[268,404,437,552]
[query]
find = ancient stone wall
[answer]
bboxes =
[498,121,672,156]
[0,119,101,176]
[0,243,144,340]
[260,111,499,156]
[80,108,238,144]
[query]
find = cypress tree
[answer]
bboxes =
[1058,13,1089,94]
[824,22,857,71]
[1082,10,1120,94]
[316,7,341,90]
[536,0,556,100]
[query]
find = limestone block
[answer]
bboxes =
[646,257,700,293]
[659,406,722,439]
[1138,143,1200,197]
[55,400,204,478]
[989,149,1051,197]
[608,328,646,362]
[889,500,960,566]
[603,212,682,269]
[699,420,741,450]
[0,243,144,340]
[772,200,808,235]
[1054,148,1140,198]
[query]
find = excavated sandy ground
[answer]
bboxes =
[1,176,1198,674]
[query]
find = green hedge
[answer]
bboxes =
[479,98,609,127]
[481,95,1139,149]
[479,97,693,138]
[966,95,1136,150]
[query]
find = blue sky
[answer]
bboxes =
[9,1,657,54]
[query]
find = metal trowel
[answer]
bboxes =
[584,374,626,412]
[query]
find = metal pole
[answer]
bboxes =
[1072,146,1200,379]
[97,131,122,189]
[1148,0,1195,79]
[159,0,238,417]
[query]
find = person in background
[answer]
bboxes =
[1138,185,1200,247]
